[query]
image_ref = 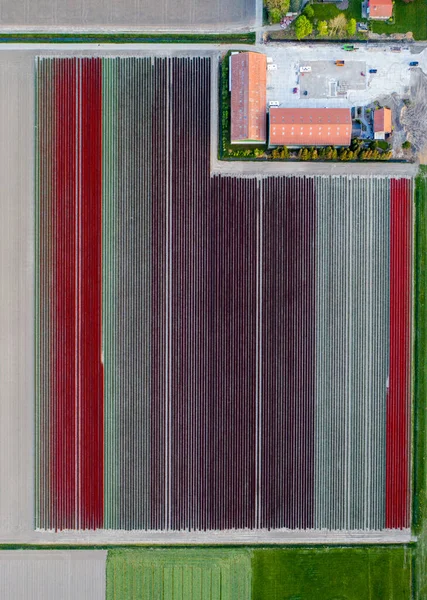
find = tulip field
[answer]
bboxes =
[35,56,413,533]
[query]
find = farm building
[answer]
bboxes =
[374,107,392,139]
[269,107,352,147]
[368,0,393,19]
[230,52,267,144]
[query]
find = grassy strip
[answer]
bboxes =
[0,32,255,44]
[0,542,416,550]
[413,166,427,598]
[413,167,427,534]
[252,547,412,599]
[370,0,427,40]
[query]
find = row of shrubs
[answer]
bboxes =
[226,145,393,160]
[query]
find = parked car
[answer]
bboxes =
[409,61,419,66]
[369,69,377,73]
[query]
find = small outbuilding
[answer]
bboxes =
[374,107,392,140]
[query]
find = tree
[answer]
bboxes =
[317,20,328,36]
[269,8,282,23]
[301,147,310,160]
[402,140,411,149]
[311,148,318,160]
[329,13,347,37]
[303,4,314,19]
[351,137,362,150]
[264,0,290,17]
[294,14,313,39]
[280,146,290,159]
[347,18,357,36]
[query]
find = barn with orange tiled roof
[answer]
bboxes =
[269,107,352,147]
[230,52,267,144]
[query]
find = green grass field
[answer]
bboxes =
[106,548,252,600]
[370,0,427,40]
[414,167,427,598]
[252,547,412,599]
[311,0,362,23]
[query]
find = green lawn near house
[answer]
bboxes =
[311,0,362,23]
[370,0,427,40]
[252,547,412,600]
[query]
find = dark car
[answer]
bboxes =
[369,69,377,73]
[409,61,419,66]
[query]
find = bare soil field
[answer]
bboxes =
[0,51,34,537]
[0,0,256,31]
[0,550,106,599]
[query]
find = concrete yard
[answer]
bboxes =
[0,0,256,31]
[265,43,427,108]
[299,60,367,99]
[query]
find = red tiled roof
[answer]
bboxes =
[374,107,392,133]
[269,108,352,147]
[230,52,267,144]
[369,0,393,19]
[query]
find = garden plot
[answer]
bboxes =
[106,549,251,600]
